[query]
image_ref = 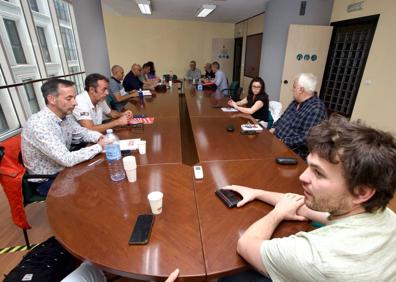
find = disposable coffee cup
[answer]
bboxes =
[125,168,137,182]
[147,191,163,215]
[138,140,147,155]
[122,156,136,170]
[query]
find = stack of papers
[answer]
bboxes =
[142,90,152,96]
[240,124,264,131]
[221,107,238,112]
[120,138,141,150]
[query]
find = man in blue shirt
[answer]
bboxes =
[108,65,138,111]
[270,73,327,159]
[123,64,144,92]
[212,61,229,94]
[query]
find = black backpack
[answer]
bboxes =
[4,237,77,282]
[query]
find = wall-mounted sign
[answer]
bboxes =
[218,45,230,59]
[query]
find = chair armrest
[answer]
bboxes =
[23,174,57,179]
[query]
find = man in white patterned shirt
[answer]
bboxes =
[21,78,105,196]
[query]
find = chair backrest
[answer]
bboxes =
[229,81,239,91]
[231,87,243,101]
[0,135,30,229]
[269,101,282,122]
[163,74,177,82]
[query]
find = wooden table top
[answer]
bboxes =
[47,163,205,281]
[114,117,182,165]
[191,116,296,162]
[47,82,309,281]
[125,87,180,118]
[193,159,311,278]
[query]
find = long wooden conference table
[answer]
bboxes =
[46,82,312,281]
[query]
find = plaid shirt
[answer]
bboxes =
[273,96,327,159]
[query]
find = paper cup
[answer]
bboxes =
[147,191,163,215]
[125,168,137,182]
[138,141,147,155]
[123,156,136,170]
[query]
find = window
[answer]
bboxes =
[3,19,27,64]
[60,26,77,61]
[0,104,9,134]
[36,26,51,62]
[54,0,69,22]
[28,0,39,12]
[23,81,40,114]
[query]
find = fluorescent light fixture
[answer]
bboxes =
[136,0,151,15]
[196,4,216,18]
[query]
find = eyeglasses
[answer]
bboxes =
[251,85,261,89]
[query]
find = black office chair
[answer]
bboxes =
[163,74,178,82]
[221,81,242,101]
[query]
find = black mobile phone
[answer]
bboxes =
[128,214,154,245]
[121,150,132,157]
[275,157,298,165]
[215,189,242,208]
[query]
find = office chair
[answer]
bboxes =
[0,135,56,248]
[221,81,242,101]
[163,74,178,82]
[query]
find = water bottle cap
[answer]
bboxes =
[106,129,113,134]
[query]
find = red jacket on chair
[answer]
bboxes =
[0,135,30,229]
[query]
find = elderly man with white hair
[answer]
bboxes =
[270,73,327,159]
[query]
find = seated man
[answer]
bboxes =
[270,73,327,159]
[185,60,201,81]
[108,65,138,112]
[73,73,133,133]
[123,64,144,92]
[224,115,396,281]
[21,79,105,196]
[204,63,215,79]
[212,61,229,94]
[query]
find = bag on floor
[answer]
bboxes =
[4,236,77,282]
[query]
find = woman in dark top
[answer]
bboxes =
[146,61,156,79]
[228,77,269,122]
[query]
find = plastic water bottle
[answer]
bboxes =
[105,129,125,181]
[197,81,203,91]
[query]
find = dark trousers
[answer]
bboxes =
[219,270,272,282]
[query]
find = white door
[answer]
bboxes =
[279,24,333,109]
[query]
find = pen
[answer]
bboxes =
[88,158,103,167]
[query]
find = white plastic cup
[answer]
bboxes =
[147,191,163,215]
[138,140,146,155]
[122,156,136,170]
[125,168,137,182]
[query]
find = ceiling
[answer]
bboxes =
[101,0,270,23]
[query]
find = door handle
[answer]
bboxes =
[283,80,288,84]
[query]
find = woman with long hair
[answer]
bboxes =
[228,77,269,122]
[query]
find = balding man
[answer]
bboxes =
[108,65,138,111]
[123,64,144,92]
[270,73,327,159]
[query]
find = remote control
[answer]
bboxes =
[193,165,204,180]
[275,157,298,165]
